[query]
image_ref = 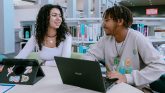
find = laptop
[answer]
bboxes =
[54,56,118,93]
[0,58,45,85]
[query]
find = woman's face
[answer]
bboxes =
[49,8,62,29]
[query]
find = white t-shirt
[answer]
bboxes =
[15,34,72,66]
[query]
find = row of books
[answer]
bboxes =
[22,25,32,39]
[69,23,104,43]
[71,23,149,53]
[131,24,149,36]
[72,44,90,53]
[70,23,149,44]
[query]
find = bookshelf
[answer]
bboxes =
[131,24,149,36]
[19,21,35,50]
[133,17,165,51]
[20,21,35,40]
[17,18,103,53]
[68,18,103,53]
[69,17,165,53]
[66,18,102,21]
[17,16,165,53]
[15,0,165,53]
[133,17,165,21]
[15,0,111,53]
[66,0,104,53]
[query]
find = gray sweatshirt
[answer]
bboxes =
[83,28,165,86]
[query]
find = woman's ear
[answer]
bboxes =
[47,15,50,20]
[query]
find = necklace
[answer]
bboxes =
[115,41,125,59]
[113,31,130,71]
[47,37,55,43]
[44,36,56,48]
[49,39,53,43]
[113,41,125,71]
[46,34,57,44]
[47,34,56,38]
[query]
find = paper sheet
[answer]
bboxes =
[0,84,15,93]
[45,60,57,67]
[107,83,144,93]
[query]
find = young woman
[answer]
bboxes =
[15,4,72,65]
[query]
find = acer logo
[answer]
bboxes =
[74,72,82,76]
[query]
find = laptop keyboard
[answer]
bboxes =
[100,65,106,77]
[100,64,118,88]
[103,77,118,88]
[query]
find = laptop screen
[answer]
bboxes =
[0,58,44,85]
[55,56,109,92]
[2,59,39,66]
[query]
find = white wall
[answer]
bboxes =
[14,5,40,28]
[0,0,4,53]
[0,0,15,54]
[14,0,85,28]
[13,0,107,29]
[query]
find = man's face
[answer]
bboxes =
[102,17,118,36]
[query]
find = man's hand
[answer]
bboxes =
[107,71,127,83]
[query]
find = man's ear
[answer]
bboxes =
[117,19,124,26]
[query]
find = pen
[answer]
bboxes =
[0,83,15,86]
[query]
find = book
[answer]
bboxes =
[0,83,15,93]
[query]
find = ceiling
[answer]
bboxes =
[13,0,37,6]
[13,0,165,7]
[119,0,165,6]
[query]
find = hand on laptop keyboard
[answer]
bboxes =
[107,71,127,83]
[105,77,118,83]
[104,77,118,88]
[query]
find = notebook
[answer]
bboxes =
[0,58,45,85]
[54,56,118,93]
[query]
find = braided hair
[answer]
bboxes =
[103,5,133,28]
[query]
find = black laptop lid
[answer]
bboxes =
[0,58,44,85]
[54,56,106,92]
[2,59,39,66]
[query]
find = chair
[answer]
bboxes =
[27,52,42,64]
[150,74,165,92]
[0,54,7,62]
[27,52,84,64]
[71,52,83,59]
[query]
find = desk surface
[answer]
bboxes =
[8,66,143,93]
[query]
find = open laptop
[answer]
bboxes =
[54,56,118,93]
[0,58,45,85]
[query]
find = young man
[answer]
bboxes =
[83,5,165,86]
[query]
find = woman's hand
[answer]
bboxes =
[107,71,127,83]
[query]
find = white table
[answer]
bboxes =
[8,66,143,93]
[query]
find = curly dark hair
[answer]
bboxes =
[103,5,133,28]
[35,4,69,50]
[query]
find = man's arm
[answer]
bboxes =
[130,33,165,86]
[82,37,105,61]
